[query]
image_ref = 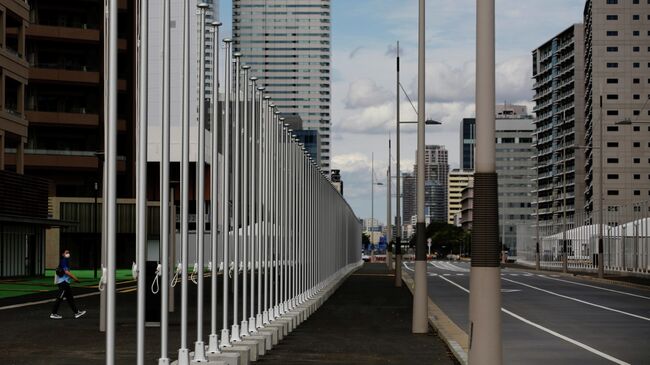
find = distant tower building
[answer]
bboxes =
[461,105,535,253]
[425,180,446,223]
[532,24,586,234]
[448,169,474,225]
[414,145,449,223]
[233,0,332,174]
[460,118,476,170]
[402,172,416,226]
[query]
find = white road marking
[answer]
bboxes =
[456,274,465,276]
[0,291,100,311]
[502,277,650,322]
[536,275,650,300]
[501,289,521,293]
[437,275,631,365]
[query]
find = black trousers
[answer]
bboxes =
[52,281,78,314]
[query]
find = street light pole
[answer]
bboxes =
[395,41,402,288]
[371,152,374,251]
[386,138,392,268]
[412,0,428,334]
[468,0,502,363]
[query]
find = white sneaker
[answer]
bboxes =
[74,310,87,319]
[50,314,62,319]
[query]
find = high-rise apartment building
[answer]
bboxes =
[402,172,416,227]
[0,0,28,174]
[20,0,138,269]
[233,0,332,174]
[460,118,475,170]
[22,0,136,198]
[405,145,449,224]
[583,0,650,223]
[448,169,474,225]
[532,24,586,233]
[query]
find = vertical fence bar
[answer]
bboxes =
[105,0,118,363]
[208,19,222,355]
[240,65,250,337]
[135,0,148,362]
[220,40,233,349]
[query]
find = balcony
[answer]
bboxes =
[30,67,99,84]
[26,111,127,131]
[0,108,28,137]
[10,149,127,172]
[27,24,100,43]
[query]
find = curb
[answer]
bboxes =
[402,270,468,365]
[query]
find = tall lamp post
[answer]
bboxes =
[468,0,502,363]
[412,0,428,334]
[370,152,384,254]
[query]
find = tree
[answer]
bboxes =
[410,221,469,257]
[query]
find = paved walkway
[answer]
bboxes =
[258,263,457,364]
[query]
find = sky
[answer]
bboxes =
[219,0,587,222]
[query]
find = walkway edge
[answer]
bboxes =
[402,269,469,365]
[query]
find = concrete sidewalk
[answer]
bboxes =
[258,263,458,364]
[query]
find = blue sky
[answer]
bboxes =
[219,0,587,221]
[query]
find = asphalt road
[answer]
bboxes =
[404,260,650,365]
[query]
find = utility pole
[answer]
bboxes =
[395,41,402,287]
[412,0,428,334]
[468,0,502,363]
[386,138,392,269]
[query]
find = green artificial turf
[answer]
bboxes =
[0,269,134,299]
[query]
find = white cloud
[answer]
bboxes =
[345,79,392,109]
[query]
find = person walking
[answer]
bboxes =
[50,249,86,319]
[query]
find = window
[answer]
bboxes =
[634,158,641,164]
[606,0,617,3]
[634,110,641,116]
[607,94,619,100]
[607,62,618,68]
[635,190,641,196]
[607,14,618,20]
[634,126,640,132]
[633,46,640,52]
[607,110,619,116]
[634,94,641,100]
[607,142,619,147]
[607,31,619,36]
[633,0,639,3]
[607,126,619,132]
[607,158,619,163]
[633,62,640,68]
[633,31,640,36]
[634,142,641,147]
[607,46,619,52]
[634,78,641,84]
[633,14,640,20]
[608,190,619,196]
[608,174,619,179]
[634,174,641,180]
[607,78,618,84]
[501,137,515,143]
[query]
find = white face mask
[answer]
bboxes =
[64,253,70,258]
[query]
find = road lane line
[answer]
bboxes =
[501,308,630,365]
[536,275,650,300]
[437,275,631,365]
[502,277,650,322]
[0,292,100,311]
